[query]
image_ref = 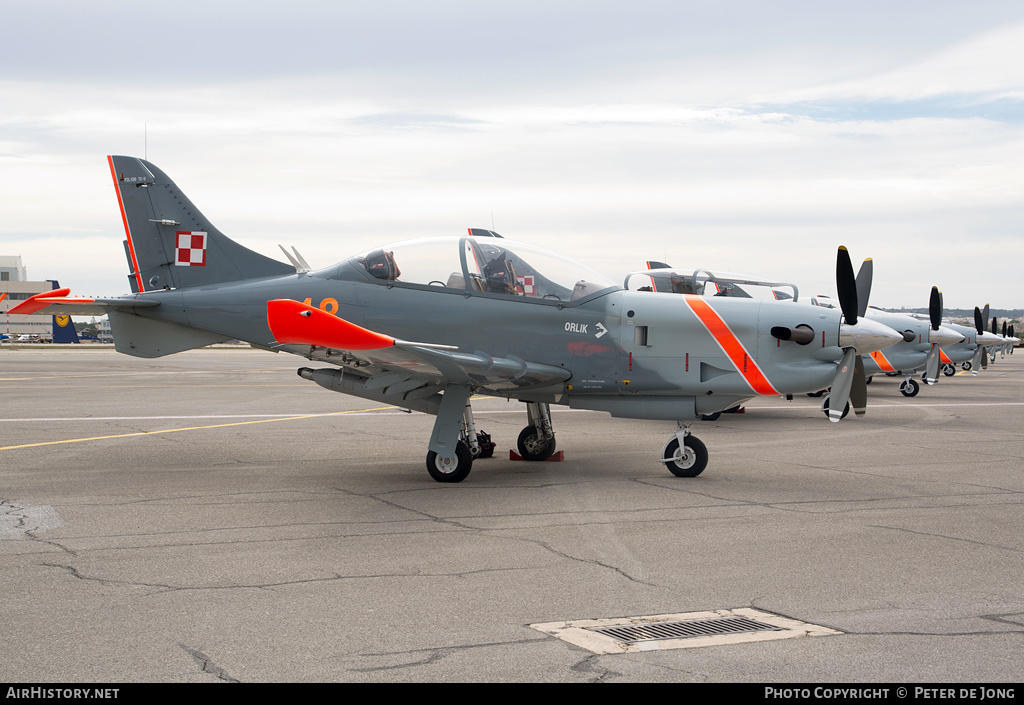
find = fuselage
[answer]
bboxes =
[119,258,855,419]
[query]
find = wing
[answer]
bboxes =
[8,288,160,317]
[266,299,571,396]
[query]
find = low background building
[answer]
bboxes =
[1,255,79,341]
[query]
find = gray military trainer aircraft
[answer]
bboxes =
[11,156,904,482]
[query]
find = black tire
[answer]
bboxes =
[961,361,973,371]
[426,441,473,483]
[517,425,556,461]
[807,390,826,397]
[943,364,956,377]
[700,411,721,421]
[821,394,850,420]
[900,378,920,397]
[663,436,708,478]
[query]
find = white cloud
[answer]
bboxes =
[1,4,1023,309]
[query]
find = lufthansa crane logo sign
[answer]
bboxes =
[55,314,71,328]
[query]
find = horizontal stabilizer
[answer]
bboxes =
[9,288,160,317]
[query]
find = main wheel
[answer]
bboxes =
[943,364,956,377]
[426,441,473,483]
[662,436,708,478]
[900,378,920,397]
[961,361,973,371]
[517,425,556,461]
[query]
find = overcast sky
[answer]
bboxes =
[2,0,1022,308]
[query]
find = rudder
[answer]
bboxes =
[107,155,293,293]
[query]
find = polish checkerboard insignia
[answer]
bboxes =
[175,231,208,267]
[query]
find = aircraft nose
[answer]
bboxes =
[839,317,903,354]
[931,325,964,348]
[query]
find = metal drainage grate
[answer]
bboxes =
[588,616,785,645]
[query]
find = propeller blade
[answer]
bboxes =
[836,246,858,326]
[974,307,984,335]
[828,348,857,423]
[851,356,867,417]
[1002,321,1007,337]
[982,346,989,370]
[924,345,940,385]
[971,346,983,375]
[992,316,998,334]
[929,287,942,331]
[855,258,873,319]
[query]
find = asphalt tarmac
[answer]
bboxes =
[1,347,1022,683]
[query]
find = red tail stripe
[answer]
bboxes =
[108,156,145,292]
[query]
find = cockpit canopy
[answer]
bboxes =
[625,267,800,302]
[326,235,619,304]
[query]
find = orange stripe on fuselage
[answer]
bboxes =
[869,350,896,372]
[940,349,952,364]
[108,156,144,293]
[683,295,779,396]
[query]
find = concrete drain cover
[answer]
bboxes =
[530,608,841,654]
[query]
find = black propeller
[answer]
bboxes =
[828,248,871,421]
[970,306,987,372]
[924,287,943,385]
[836,246,858,326]
[855,258,873,319]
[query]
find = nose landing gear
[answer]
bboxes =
[661,424,708,477]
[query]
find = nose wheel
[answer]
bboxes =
[899,377,920,397]
[820,393,851,420]
[661,433,708,478]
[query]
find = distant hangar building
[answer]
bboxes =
[1,255,77,341]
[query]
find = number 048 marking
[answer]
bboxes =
[302,297,339,315]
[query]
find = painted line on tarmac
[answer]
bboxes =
[0,369,290,382]
[0,406,398,452]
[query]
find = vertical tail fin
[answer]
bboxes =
[107,156,294,293]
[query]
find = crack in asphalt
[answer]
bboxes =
[348,636,550,674]
[179,644,240,683]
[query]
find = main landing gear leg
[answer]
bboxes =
[661,422,708,478]
[517,402,556,461]
[462,400,494,460]
[426,385,474,483]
